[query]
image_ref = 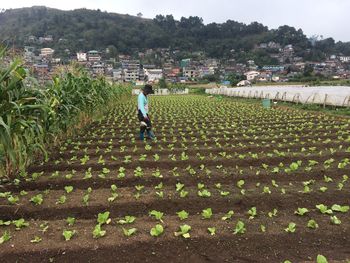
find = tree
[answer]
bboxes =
[227,73,246,86]
[158,78,167,89]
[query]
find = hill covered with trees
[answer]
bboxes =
[0,6,349,63]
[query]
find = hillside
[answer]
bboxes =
[0,6,349,62]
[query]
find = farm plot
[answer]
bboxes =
[1,95,350,263]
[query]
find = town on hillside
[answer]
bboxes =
[20,35,350,85]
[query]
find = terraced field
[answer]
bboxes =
[1,95,350,262]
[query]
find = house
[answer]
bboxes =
[183,68,198,79]
[257,72,271,82]
[237,80,251,87]
[92,64,105,76]
[244,71,260,81]
[198,67,215,78]
[339,56,350,63]
[144,69,163,83]
[40,48,54,57]
[77,52,87,62]
[121,60,145,82]
[112,69,123,82]
[88,50,101,62]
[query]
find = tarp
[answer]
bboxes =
[206,86,350,107]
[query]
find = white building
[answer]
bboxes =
[145,69,163,82]
[183,68,198,79]
[40,48,54,57]
[339,56,350,63]
[244,71,260,81]
[77,52,87,62]
[88,50,101,62]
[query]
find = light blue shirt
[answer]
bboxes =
[138,92,148,117]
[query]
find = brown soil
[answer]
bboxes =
[1,96,350,262]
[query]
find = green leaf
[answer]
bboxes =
[316,255,328,263]
[97,211,111,225]
[12,218,29,230]
[30,236,42,243]
[201,208,213,219]
[30,194,43,205]
[174,224,191,238]
[331,204,349,213]
[330,216,341,225]
[93,224,106,239]
[149,210,164,222]
[284,222,296,233]
[294,208,309,216]
[307,219,319,229]
[177,210,189,221]
[221,210,234,221]
[64,186,74,194]
[122,227,137,237]
[207,227,216,235]
[316,204,333,215]
[66,217,76,226]
[247,207,257,219]
[0,231,11,244]
[237,180,245,189]
[150,224,164,237]
[117,216,136,225]
[233,220,246,235]
[63,230,76,241]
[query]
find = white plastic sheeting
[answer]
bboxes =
[206,86,350,107]
[132,88,189,96]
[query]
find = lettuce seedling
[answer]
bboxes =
[331,204,349,213]
[222,210,234,221]
[236,180,245,189]
[177,210,189,221]
[201,208,213,219]
[122,227,137,237]
[149,210,164,223]
[198,189,211,198]
[64,186,74,194]
[30,236,42,243]
[294,208,309,216]
[307,219,319,229]
[247,207,257,219]
[0,231,11,244]
[330,216,341,225]
[233,220,246,235]
[63,230,76,241]
[0,220,11,226]
[97,212,111,225]
[174,224,191,238]
[208,227,216,236]
[284,222,296,233]
[118,216,136,225]
[8,195,19,205]
[93,224,106,238]
[30,194,43,205]
[176,183,185,192]
[150,224,164,237]
[66,217,76,226]
[56,195,67,205]
[13,219,29,230]
[317,255,328,263]
[316,204,333,215]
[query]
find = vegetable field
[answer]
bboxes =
[1,95,350,262]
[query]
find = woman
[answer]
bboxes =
[137,84,156,140]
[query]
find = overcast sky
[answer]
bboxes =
[2,0,349,42]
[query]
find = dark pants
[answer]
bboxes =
[138,110,152,133]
